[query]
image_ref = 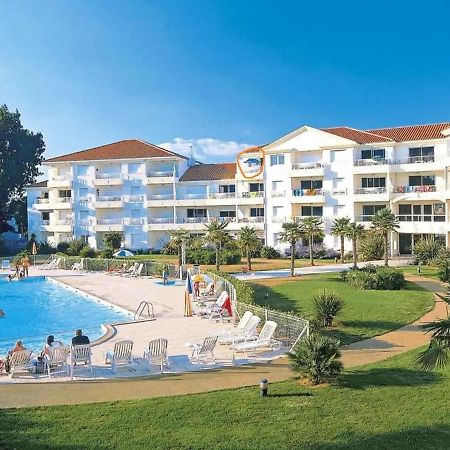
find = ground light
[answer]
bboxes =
[260,378,269,397]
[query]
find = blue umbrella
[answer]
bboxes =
[113,249,134,257]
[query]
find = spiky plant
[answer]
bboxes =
[313,289,344,327]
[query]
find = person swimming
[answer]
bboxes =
[0,309,5,318]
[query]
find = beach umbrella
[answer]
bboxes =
[31,241,37,265]
[192,273,204,283]
[184,271,193,317]
[113,249,134,257]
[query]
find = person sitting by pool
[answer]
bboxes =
[4,340,26,373]
[72,329,90,346]
[42,335,63,355]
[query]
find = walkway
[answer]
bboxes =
[0,274,446,408]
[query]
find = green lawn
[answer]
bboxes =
[251,273,434,344]
[400,265,441,280]
[1,348,449,449]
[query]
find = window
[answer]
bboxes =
[219,184,235,193]
[409,146,434,158]
[301,206,323,216]
[361,177,385,188]
[409,175,435,186]
[273,206,283,217]
[300,179,323,190]
[59,189,71,198]
[219,210,236,218]
[272,180,283,191]
[81,235,89,244]
[362,205,385,220]
[361,148,385,160]
[270,154,285,166]
[187,209,207,218]
[76,165,88,176]
[128,163,141,174]
[249,183,264,192]
[398,203,445,222]
[250,208,264,217]
[42,212,50,221]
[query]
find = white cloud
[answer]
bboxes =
[159,138,252,163]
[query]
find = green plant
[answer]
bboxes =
[288,334,343,385]
[358,231,384,261]
[79,245,97,258]
[331,217,350,263]
[237,226,261,271]
[99,246,114,259]
[345,266,405,290]
[278,221,304,276]
[204,219,230,271]
[103,232,123,250]
[168,230,189,265]
[313,289,344,327]
[345,269,378,290]
[370,208,399,266]
[437,258,450,282]
[211,270,255,305]
[56,242,70,253]
[66,239,85,256]
[413,238,444,265]
[299,216,324,266]
[417,317,450,370]
[344,222,365,268]
[260,245,280,259]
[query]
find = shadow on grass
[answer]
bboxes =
[269,392,313,398]
[250,283,301,314]
[339,367,442,390]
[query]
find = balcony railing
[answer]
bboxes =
[79,219,92,226]
[126,218,145,225]
[128,195,144,202]
[355,215,375,222]
[292,188,324,197]
[148,218,175,224]
[354,187,387,195]
[97,219,123,225]
[393,185,436,194]
[239,191,264,198]
[37,198,50,204]
[54,197,72,203]
[291,162,324,171]
[96,173,122,179]
[396,214,445,222]
[147,171,174,178]
[240,216,264,223]
[51,175,72,181]
[148,194,174,200]
[54,219,72,225]
[394,155,435,164]
[179,193,207,200]
[354,158,388,166]
[271,191,286,198]
[183,217,209,224]
[96,196,122,202]
[208,192,236,199]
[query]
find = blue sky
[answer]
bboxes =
[1,0,450,164]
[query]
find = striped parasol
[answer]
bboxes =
[184,271,193,317]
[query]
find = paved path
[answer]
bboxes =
[0,274,445,408]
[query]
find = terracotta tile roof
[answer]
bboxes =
[28,180,48,188]
[45,139,188,163]
[179,163,236,182]
[321,127,394,144]
[365,122,450,142]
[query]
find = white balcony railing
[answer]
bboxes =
[96,196,122,202]
[354,187,387,195]
[37,198,50,204]
[54,197,72,203]
[128,195,144,202]
[183,217,209,224]
[271,191,286,198]
[292,188,324,197]
[394,155,435,164]
[51,175,72,181]
[208,192,236,199]
[291,162,324,170]
[396,214,445,222]
[97,219,123,225]
[54,219,72,225]
[179,193,207,200]
[79,219,92,226]
[148,218,175,224]
[354,158,389,166]
[239,192,264,198]
[95,173,122,179]
[355,215,376,222]
[148,194,174,201]
[147,171,174,178]
[126,218,145,225]
[240,216,264,223]
[393,185,436,194]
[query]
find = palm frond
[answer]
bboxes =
[417,342,450,370]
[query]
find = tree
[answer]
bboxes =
[278,221,304,277]
[0,105,45,231]
[299,216,324,266]
[104,232,123,250]
[169,230,189,266]
[371,208,399,266]
[344,222,365,268]
[204,219,230,270]
[237,226,261,271]
[331,217,350,263]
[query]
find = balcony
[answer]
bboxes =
[396,214,445,222]
[127,195,145,203]
[146,171,175,184]
[146,194,175,208]
[238,191,264,204]
[395,155,435,165]
[48,219,72,232]
[208,192,236,200]
[34,198,52,211]
[291,188,325,204]
[390,155,440,173]
[354,187,387,195]
[93,173,123,186]
[94,219,124,232]
[52,197,72,209]
[394,214,447,234]
[353,187,388,202]
[353,158,389,174]
[94,196,124,208]
[124,218,145,226]
[354,158,389,167]
[291,162,325,177]
[271,191,286,198]
[393,185,436,194]
[355,215,376,222]
[239,216,264,223]
[47,175,72,188]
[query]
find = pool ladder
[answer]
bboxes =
[134,301,155,321]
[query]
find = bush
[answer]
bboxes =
[57,242,70,253]
[288,334,343,385]
[79,246,97,258]
[313,289,344,327]
[344,266,405,290]
[374,267,406,290]
[437,258,450,282]
[104,232,123,250]
[211,270,255,305]
[99,246,114,259]
[413,238,445,265]
[358,232,384,261]
[66,239,86,256]
[186,248,241,265]
[37,242,57,254]
[260,246,280,259]
[345,269,378,290]
[286,244,337,259]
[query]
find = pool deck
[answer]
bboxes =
[0,267,284,385]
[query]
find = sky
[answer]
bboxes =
[1,0,450,166]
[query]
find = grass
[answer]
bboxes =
[400,264,441,280]
[1,348,450,449]
[251,273,434,344]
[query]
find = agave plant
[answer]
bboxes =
[313,289,344,327]
[288,334,343,385]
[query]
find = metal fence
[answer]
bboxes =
[205,271,309,351]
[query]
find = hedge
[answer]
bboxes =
[209,270,255,305]
[341,266,405,290]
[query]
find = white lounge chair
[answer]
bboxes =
[105,340,134,373]
[232,321,279,355]
[189,336,218,364]
[124,263,143,278]
[70,344,92,378]
[42,257,61,270]
[218,314,261,345]
[144,338,169,372]
[9,350,33,378]
[118,263,138,277]
[44,346,70,378]
[1,260,11,270]
[195,291,228,316]
[71,259,84,271]
[200,281,215,299]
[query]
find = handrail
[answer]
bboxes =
[134,301,155,320]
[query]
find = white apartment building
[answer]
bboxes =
[27,122,450,255]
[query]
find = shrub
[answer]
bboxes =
[260,245,280,259]
[374,267,405,290]
[358,232,384,261]
[287,244,336,259]
[288,334,343,385]
[57,242,70,253]
[345,266,405,290]
[313,289,344,327]
[104,232,123,250]
[437,258,450,282]
[66,239,85,256]
[37,242,57,254]
[345,269,378,290]
[99,246,114,259]
[413,238,444,264]
[361,263,378,273]
[79,246,97,258]
[186,248,241,265]
[211,270,255,305]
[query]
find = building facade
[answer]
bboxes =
[27,122,450,255]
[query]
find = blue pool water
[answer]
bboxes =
[0,276,131,356]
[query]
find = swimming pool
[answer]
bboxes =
[0,276,131,355]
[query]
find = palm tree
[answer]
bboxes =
[204,219,230,270]
[371,208,399,266]
[169,230,188,266]
[299,217,324,266]
[278,221,304,277]
[344,222,365,268]
[331,217,350,263]
[237,226,261,271]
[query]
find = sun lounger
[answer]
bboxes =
[105,340,134,373]
[44,346,70,378]
[218,314,261,344]
[117,263,138,276]
[232,321,279,355]
[144,338,169,372]
[195,291,228,316]
[70,344,92,378]
[188,336,218,364]
[72,259,84,271]
[42,257,61,270]
[9,350,33,378]
[1,260,11,270]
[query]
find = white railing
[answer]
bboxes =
[354,187,387,194]
[271,191,286,198]
[396,214,446,222]
[183,217,209,224]
[208,192,236,199]
[393,185,437,194]
[216,217,237,223]
[354,158,388,166]
[79,219,92,226]
[96,173,122,179]
[355,215,375,222]
[128,195,144,202]
[37,198,50,204]
[54,197,72,203]
[148,218,175,224]
[51,175,72,181]
[78,197,89,202]
[96,196,122,202]
[292,188,324,197]
[126,218,145,225]
[240,216,264,223]
[332,188,347,195]
[148,194,174,200]
[54,219,72,225]
[395,155,435,164]
[147,171,174,178]
[179,193,207,200]
[291,162,324,170]
[96,218,123,225]
[239,191,264,198]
